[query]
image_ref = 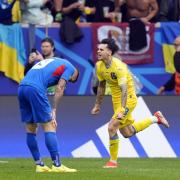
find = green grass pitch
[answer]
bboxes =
[0,158,180,180]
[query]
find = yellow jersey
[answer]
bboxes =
[96,57,137,112]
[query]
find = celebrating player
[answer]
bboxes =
[91,38,169,168]
[18,57,79,172]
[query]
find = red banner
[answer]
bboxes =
[92,23,155,64]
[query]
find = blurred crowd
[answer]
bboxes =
[0,0,180,26]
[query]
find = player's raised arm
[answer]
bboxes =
[91,80,106,115]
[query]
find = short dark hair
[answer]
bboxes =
[41,37,55,50]
[100,38,119,55]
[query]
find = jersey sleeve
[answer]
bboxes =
[61,67,74,82]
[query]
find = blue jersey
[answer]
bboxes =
[20,57,75,92]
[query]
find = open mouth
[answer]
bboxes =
[97,54,101,59]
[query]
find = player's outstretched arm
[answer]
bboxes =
[91,80,106,115]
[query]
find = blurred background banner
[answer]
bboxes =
[160,22,180,73]
[0,96,179,158]
[0,23,26,83]
[92,23,155,64]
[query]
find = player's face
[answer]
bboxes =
[97,44,111,61]
[41,42,54,58]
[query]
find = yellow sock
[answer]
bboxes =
[132,118,152,133]
[109,138,119,161]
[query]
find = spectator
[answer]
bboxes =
[24,49,43,75]
[24,37,56,75]
[114,0,158,51]
[158,0,180,22]
[157,36,180,95]
[0,0,16,25]
[12,0,21,23]
[43,0,63,22]
[61,0,84,22]
[115,0,158,23]
[60,0,84,44]
[20,0,53,26]
[53,0,63,21]
[85,0,115,22]
[24,37,59,95]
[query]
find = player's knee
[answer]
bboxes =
[26,124,37,133]
[108,120,119,135]
[108,125,112,132]
[121,131,134,138]
[122,134,130,138]
[42,121,56,132]
[108,126,115,134]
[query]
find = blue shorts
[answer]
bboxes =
[18,85,52,123]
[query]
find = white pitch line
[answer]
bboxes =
[0,161,9,163]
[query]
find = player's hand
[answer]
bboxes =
[117,107,129,120]
[117,112,124,120]
[79,3,85,11]
[91,104,100,115]
[51,109,56,121]
[105,12,116,21]
[29,52,37,63]
[51,109,57,128]
[52,119,57,128]
[36,51,44,61]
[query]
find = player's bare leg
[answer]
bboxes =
[103,119,120,168]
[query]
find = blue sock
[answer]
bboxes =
[26,133,44,166]
[45,132,61,167]
[110,133,119,140]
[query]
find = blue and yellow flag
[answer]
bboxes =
[0,23,26,83]
[160,22,180,73]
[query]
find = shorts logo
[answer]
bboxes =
[111,72,117,79]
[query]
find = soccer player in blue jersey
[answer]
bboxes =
[18,57,79,173]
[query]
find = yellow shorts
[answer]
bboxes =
[112,94,137,129]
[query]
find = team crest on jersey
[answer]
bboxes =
[111,72,117,79]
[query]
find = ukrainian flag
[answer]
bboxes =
[0,23,26,83]
[160,22,180,73]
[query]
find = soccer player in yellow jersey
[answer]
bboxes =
[91,38,170,168]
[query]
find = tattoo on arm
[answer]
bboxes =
[120,83,127,108]
[95,81,106,106]
[53,79,66,110]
